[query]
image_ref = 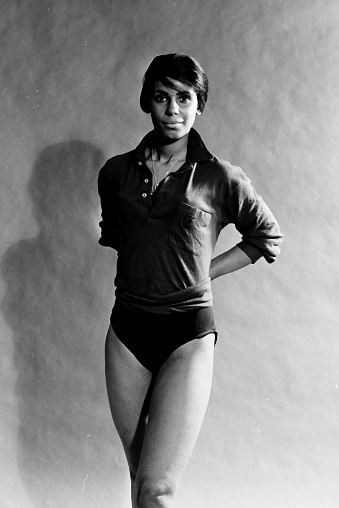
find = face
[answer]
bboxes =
[149,78,200,141]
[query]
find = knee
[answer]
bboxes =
[136,477,175,508]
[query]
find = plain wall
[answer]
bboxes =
[1,1,339,507]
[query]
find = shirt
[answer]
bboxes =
[98,128,283,312]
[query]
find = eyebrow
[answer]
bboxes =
[153,89,192,96]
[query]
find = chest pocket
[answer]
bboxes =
[168,202,212,255]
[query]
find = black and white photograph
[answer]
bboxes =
[1,1,338,507]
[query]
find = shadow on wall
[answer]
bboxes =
[1,141,121,506]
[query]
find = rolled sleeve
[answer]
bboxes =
[226,169,283,263]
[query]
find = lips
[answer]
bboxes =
[163,121,183,126]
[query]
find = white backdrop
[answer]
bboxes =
[1,1,339,507]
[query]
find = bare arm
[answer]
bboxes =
[209,245,252,281]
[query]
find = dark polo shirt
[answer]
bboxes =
[98,128,282,312]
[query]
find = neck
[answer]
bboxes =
[151,133,189,162]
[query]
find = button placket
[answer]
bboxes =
[137,159,160,204]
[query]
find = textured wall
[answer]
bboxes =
[1,1,339,507]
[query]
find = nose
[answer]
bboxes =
[166,97,179,115]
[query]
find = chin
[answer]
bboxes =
[158,127,190,141]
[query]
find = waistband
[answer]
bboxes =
[115,277,213,314]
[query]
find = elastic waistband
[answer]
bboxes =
[115,277,212,314]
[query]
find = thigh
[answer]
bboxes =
[105,324,152,459]
[136,333,215,487]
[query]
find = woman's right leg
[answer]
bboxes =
[133,333,215,508]
[105,324,153,486]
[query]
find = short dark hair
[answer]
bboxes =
[140,53,209,114]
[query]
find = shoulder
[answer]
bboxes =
[201,155,251,190]
[189,130,248,185]
[98,131,152,182]
[98,150,133,184]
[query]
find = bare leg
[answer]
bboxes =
[133,333,215,508]
[105,325,152,485]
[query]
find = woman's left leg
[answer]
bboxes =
[133,333,215,508]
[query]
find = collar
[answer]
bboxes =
[130,128,214,166]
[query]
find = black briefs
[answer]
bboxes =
[110,299,217,373]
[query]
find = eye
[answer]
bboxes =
[154,94,167,103]
[178,94,191,103]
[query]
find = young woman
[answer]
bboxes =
[98,53,282,508]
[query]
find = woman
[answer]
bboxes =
[98,53,282,508]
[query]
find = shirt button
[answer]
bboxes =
[142,193,147,198]
[144,178,149,183]
[138,161,142,166]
